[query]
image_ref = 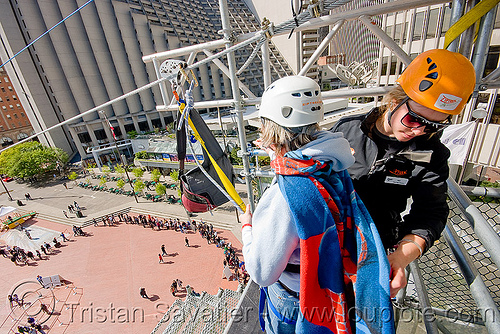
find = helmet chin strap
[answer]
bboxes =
[387,97,409,128]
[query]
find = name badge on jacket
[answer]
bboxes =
[385,176,409,185]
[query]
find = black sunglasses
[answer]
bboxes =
[400,99,451,134]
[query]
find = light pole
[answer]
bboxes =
[0,177,13,201]
[99,111,138,203]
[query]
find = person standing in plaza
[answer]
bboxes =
[184,237,189,247]
[62,210,68,218]
[140,287,149,299]
[158,253,164,264]
[161,244,167,256]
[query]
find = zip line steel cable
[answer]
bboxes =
[0,0,350,153]
[0,0,95,69]
[237,0,352,75]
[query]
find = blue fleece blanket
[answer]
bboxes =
[275,157,394,334]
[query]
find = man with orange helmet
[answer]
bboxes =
[331,49,476,297]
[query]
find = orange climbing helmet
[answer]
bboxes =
[396,49,476,115]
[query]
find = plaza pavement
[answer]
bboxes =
[0,173,248,333]
[0,172,247,241]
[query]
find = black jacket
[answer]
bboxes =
[331,108,450,251]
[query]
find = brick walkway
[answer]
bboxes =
[0,177,245,333]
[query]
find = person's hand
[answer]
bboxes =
[387,252,408,297]
[253,139,276,159]
[387,235,426,297]
[239,206,252,228]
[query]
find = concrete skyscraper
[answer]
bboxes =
[0,0,292,159]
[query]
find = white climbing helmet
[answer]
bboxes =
[258,76,323,128]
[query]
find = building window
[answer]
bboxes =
[413,11,425,41]
[94,129,107,140]
[8,86,12,91]
[12,95,17,100]
[441,6,452,35]
[1,137,13,147]
[5,112,10,117]
[426,9,439,39]
[77,132,92,143]
[4,77,8,83]
[0,97,2,102]
[1,87,5,93]
[16,104,21,109]
[14,114,18,119]
[9,105,13,110]
[17,133,28,140]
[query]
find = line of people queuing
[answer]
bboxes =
[1,232,68,266]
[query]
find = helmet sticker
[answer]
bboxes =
[434,93,462,111]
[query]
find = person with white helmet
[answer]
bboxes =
[331,49,476,298]
[241,76,394,333]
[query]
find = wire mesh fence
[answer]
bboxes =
[409,200,500,320]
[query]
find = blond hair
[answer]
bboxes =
[380,85,408,115]
[259,118,319,154]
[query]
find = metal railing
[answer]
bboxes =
[402,178,500,333]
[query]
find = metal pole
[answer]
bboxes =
[298,20,345,76]
[294,0,301,74]
[142,39,227,63]
[274,0,450,34]
[465,3,497,121]
[202,50,256,98]
[99,111,138,203]
[359,15,412,66]
[408,261,439,334]
[447,0,466,52]
[443,223,500,333]
[218,0,255,212]
[447,177,500,271]
[152,57,170,106]
[472,5,497,72]
[261,39,272,88]
[0,177,12,201]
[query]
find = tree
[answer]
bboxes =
[68,171,78,184]
[170,169,179,182]
[155,183,167,198]
[116,179,125,190]
[127,130,138,139]
[102,166,111,178]
[135,151,149,159]
[99,176,107,188]
[151,169,161,183]
[134,180,145,193]
[0,142,68,178]
[229,146,243,165]
[132,167,144,179]
[114,165,125,177]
